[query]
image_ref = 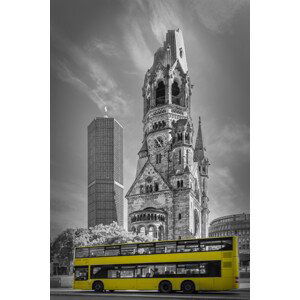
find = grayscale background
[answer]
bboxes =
[51,0,250,239]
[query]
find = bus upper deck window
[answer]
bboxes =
[165,242,176,253]
[177,240,199,252]
[200,240,223,251]
[90,246,105,257]
[121,244,137,255]
[222,239,233,250]
[75,247,89,258]
[155,242,175,254]
[137,243,155,255]
[105,246,120,256]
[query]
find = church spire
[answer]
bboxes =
[194,116,205,162]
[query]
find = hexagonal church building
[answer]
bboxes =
[126,29,210,240]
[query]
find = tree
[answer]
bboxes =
[74,222,152,246]
[50,222,152,270]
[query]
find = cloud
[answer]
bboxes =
[147,0,183,43]
[133,0,184,44]
[122,19,153,72]
[51,179,86,238]
[86,39,123,57]
[122,0,186,72]
[207,122,250,160]
[204,121,250,221]
[208,166,248,220]
[190,0,248,34]
[51,28,128,116]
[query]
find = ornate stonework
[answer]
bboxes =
[126,29,210,240]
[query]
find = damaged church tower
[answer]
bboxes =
[126,29,210,240]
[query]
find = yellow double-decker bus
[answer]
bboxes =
[73,236,239,293]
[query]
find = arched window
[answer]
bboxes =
[185,132,190,142]
[178,213,182,220]
[179,149,182,164]
[172,81,180,96]
[186,149,189,164]
[172,81,180,105]
[139,226,146,235]
[148,226,155,238]
[158,226,164,241]
[154,182,159,192]
[156,81,165,106]
[178,133,183,141]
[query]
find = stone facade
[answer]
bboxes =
[126,29,210,240]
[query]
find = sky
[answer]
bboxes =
[50,0,250,239]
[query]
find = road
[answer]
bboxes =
[51,289,250,300]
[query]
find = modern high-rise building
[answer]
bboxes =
[87,117,124,228]
[126,29,210,240]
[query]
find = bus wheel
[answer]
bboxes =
[181,280,195,293]
[92,281,104,293]
[159,280,172,293]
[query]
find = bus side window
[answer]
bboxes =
[105,246,120,256]
[206,261,221,277]
[120,269,134,278]
[108,268,120,278]
[155,244,165,254]
[222,239,233,250]
[165,243,176,253]
[177,240,198,252]
[136,265,154,277]
[90,247,105,257]
[75,248,89,258]
[91,265,109,279]
[137,243,155,255]
[74,266,88,281]
[185,263,200,275]
[121,244,137,256]
[183,240,200,252]
[155,264,176,277]
[200,240,223,251]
